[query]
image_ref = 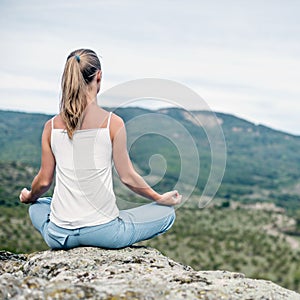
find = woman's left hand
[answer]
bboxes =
[19,188,33,204]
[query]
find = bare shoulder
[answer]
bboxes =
[111,113,125,128]
[42,118,53,144]
[44,118,53,131]
[109,113,125,141]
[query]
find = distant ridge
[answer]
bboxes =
[0,108,299,210]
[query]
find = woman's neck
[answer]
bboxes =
[86,78,100,104]
[86,88,98,105]
[86,96,97,105]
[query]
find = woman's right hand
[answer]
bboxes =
[156,190,182,206]
[19,188,33,204]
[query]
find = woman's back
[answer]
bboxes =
[20,48,180,250]
[50,109,119,229]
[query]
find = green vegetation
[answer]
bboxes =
[1,202,300,292]
[1,108,300,292]
[140,205,300,292]
[0,206,48,253]
[0,161,53,207]
[1,108,300,207]
[0,110,51,166]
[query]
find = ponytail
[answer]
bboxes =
[60,49,101,139]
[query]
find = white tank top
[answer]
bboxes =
[49,112,119,229]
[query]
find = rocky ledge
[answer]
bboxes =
[0,247,299,300]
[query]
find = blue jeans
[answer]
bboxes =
[29,197,175,249]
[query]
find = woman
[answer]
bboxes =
[19,49,181,249]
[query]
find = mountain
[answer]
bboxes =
[1,108,300,293]
[1,108,299,210]
[0,110,51,166]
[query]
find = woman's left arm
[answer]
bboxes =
[19,119,56,204]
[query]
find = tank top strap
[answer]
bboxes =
[51,116,55,129]
[107,112,112,129]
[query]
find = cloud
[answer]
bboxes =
[0,0,299,134]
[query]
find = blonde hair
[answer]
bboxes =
[60,49,101,139]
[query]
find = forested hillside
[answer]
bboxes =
[1,108,300,292]
[2,108,299,209]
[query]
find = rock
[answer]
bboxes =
[0,247,299,300]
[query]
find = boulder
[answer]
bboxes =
[0,247,299,299]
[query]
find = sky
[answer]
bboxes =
[0,0,299,135]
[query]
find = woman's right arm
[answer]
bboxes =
[19,119,55,204]
[110,114,182,206]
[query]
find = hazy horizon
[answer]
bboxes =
[1,104,299,137]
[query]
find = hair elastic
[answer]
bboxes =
[75,55,80,63]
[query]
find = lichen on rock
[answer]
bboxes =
[0,247,299,299]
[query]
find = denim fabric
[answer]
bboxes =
[28,197,175,249]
